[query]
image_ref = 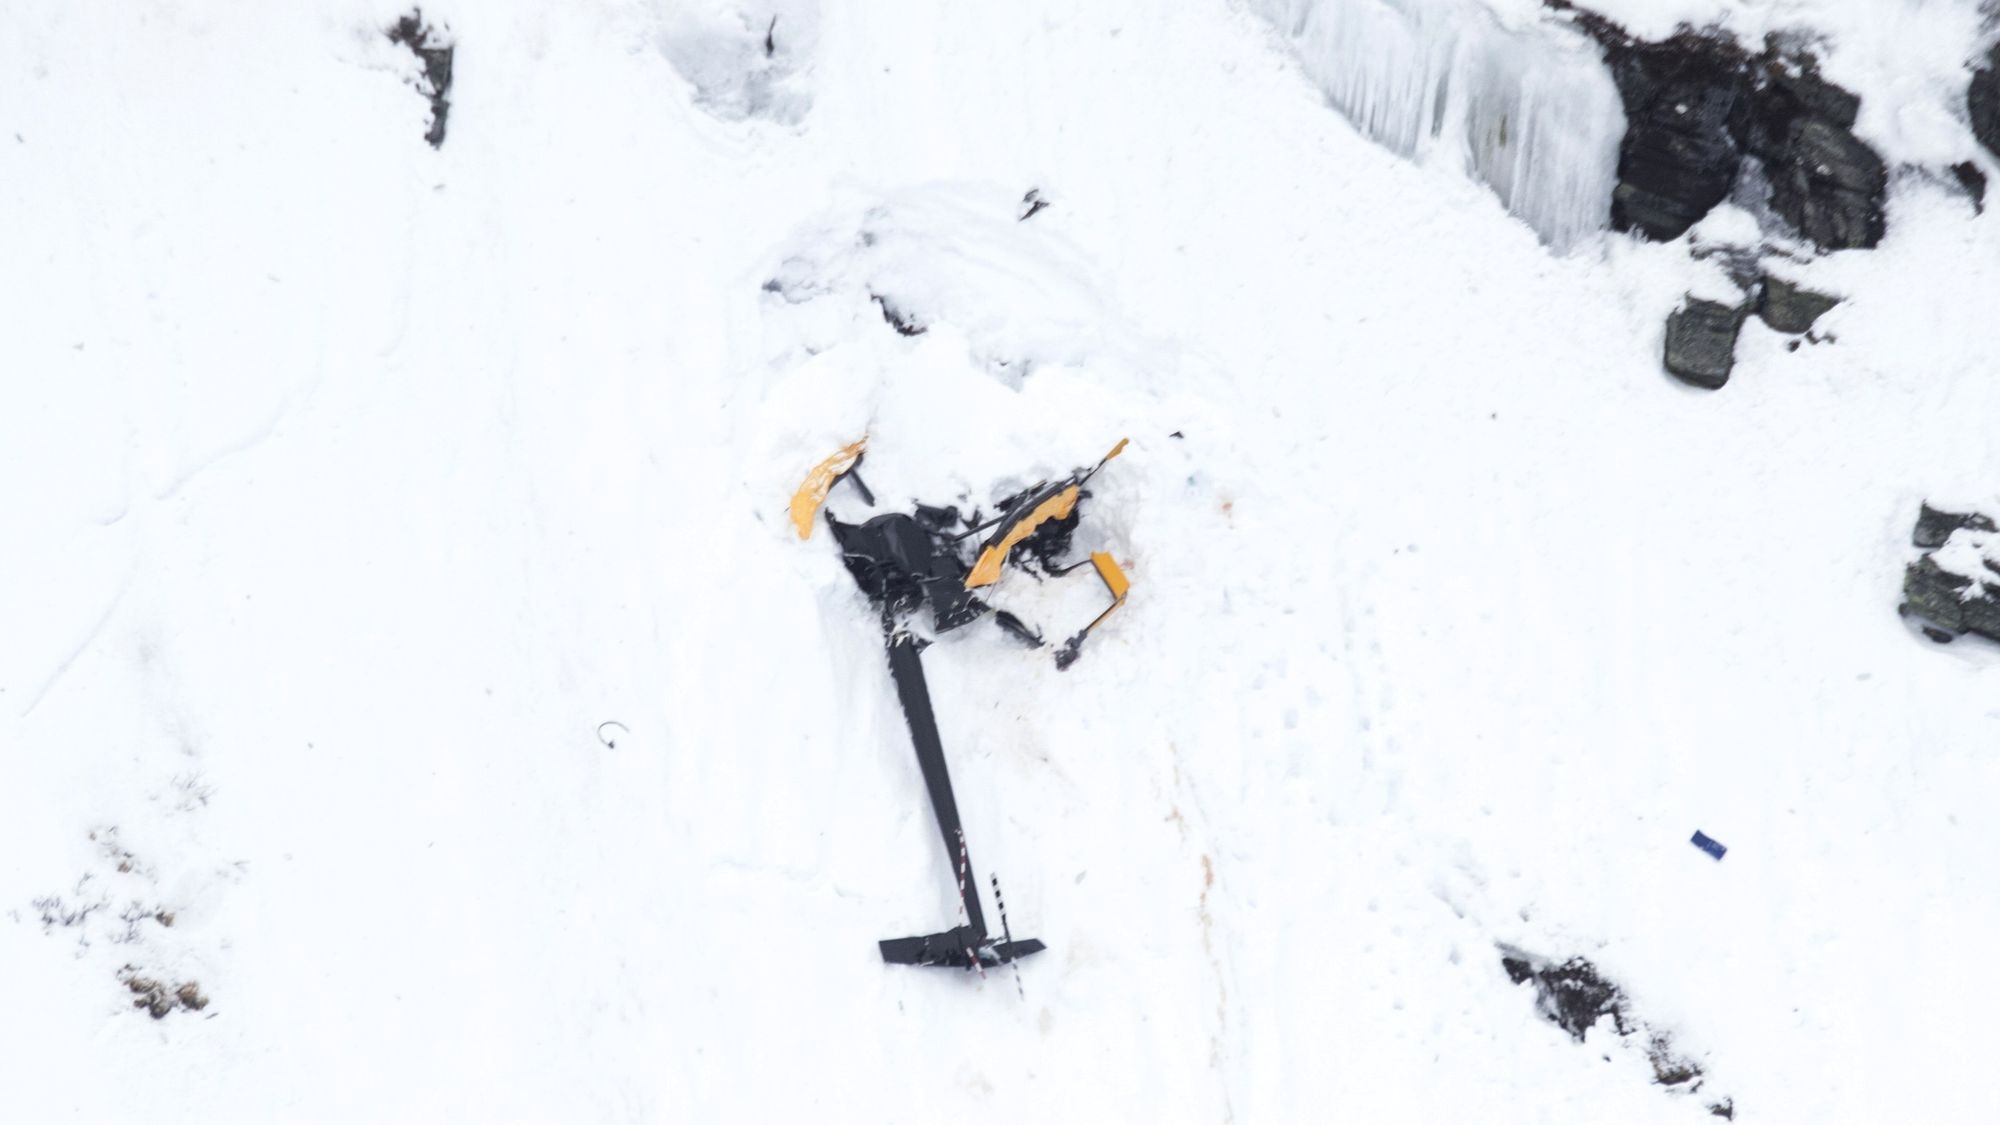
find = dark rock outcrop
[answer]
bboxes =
[1950,161,1987,211]
[389,12,454,148]
[1904,557,2000,641]
[1538,11,1752,240]
[1756,277,1839,333]
[1914,502,1997,549]
[1902,503,2000,644]
[1600,34,1752,239]
[1550,5,1887,249]
[1664,298,1747,388]
[1739,59,1883,248]
[1970,45,2000,160]
[1761,117,1886,249]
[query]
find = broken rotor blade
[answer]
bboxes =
[1054,551,1131,670]
[789,438,867,539]
[964,438,1129,587]
[965,483,1080,588]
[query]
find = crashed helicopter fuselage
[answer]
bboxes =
[791,439,1130,971]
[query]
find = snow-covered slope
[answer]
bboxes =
[4,1,1998,1121]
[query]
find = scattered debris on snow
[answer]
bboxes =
[1500,947,1729,1113]
[1755,275,1841,334]
[1949,160,1987,211]
[1970,43,2000,161]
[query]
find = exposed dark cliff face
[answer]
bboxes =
[1662,298,1747,389]
[1902,504,2000,645]
[1971,44,2000,160]
[1549,4,1887,249]
[1599,33,1753,240]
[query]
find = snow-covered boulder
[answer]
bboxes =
[1903,503,2000,644]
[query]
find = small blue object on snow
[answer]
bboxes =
[1690,830,1727,861]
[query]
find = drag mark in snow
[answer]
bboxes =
[1166,743,1236,1123]
[153,390,301,505]
[21,584,128,718]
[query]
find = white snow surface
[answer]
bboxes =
[1934,526,2000,590]
[4,0,2000,1121]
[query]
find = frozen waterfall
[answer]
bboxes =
[1253,0,1626,253]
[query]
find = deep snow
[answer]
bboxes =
[4,0,1999,1121]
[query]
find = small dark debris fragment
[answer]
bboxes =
[1019,188,1050,222]
[913,503,961,532]
[995,611,1044,648]
[388,11,455,148]
[1649,1034,1703,1086]
[1691,829,1727,860]
[1951,161,1987,212]
[1169,430,1184,439]
[871,293,927,336]
[845,466,877,506]
[764,15,778,58]
[1502,948,1723,1105]
[1709,1098,1736,1119]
